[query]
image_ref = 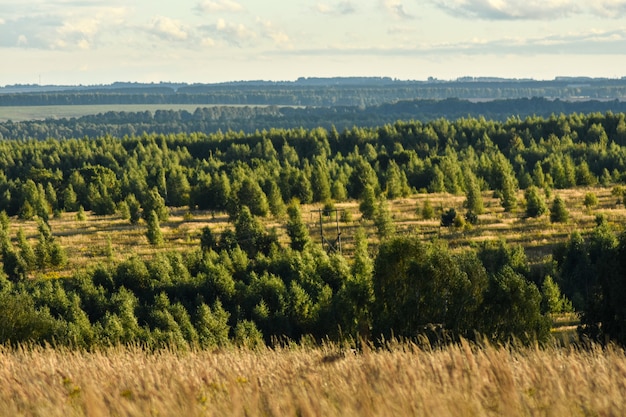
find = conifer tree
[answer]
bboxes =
[359,184,377,220]
[286,201,310,251]
[525,186,547,218]
[146,210,164,246]
[464,171,484,215]
[550,195,569,223]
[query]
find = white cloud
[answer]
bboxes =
[149,17,189,41]
[381,0,414,19]
[269,28,626,57]
[195,0,244,13]
[257,18,290,46]
[431,0,626,20]
[0,6,129,50]
[206,18,257,46]
[431,0,578,20]
[314,1,356,15]
[589,0,626,17]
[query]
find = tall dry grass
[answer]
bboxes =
[1,342,625,416]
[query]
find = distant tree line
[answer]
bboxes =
[3,76,626,107]
[4,98,626,141]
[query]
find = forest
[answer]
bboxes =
[4,97,626,141]
[0,110,625,349]
[3,76,626,106]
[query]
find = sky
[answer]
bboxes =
[1,0,626,86]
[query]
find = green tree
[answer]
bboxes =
[525,186,547,218]
[235,177,270,217]
[311,159,332,203]
[286,201,310,251]
[359,184,377,220]
[166,168,191,207]
[126,194,141,224]
[550,196,569,223]
[420,199,435,220]
[500,173,518,212]
[266,180,286,218]
[146,210,164,246]
[541,275,573,315]
[463,171,484,215]
[62,184,78,212]
[374,199,395,240]
[16,227,36,270]
[142,187,168,222]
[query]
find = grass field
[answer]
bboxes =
[2,341,625,416]
[0,104,278,122]
[10,186,624,280]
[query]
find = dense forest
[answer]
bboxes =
[0,111,626,348]
[3,77,626,106]
[4,98,626,140]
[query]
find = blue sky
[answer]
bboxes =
[1,0,626,85]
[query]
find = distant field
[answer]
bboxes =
[0,104,271,122]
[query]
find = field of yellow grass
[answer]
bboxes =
[2,342,625,417]
[9,186,624,279]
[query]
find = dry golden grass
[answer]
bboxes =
[2,342,625,417]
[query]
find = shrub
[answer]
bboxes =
[441,208,457,227]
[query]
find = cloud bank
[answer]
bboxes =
[431,0,626,20]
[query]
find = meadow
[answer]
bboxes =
[2,341,625,417]
[17,185,624,279]
[0,104,274,122]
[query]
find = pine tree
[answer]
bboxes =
[464,171,484,215]
[500,173,518,212]
[16,227,36,270]
[374,199,395,240]
[126,194,141,224]
[146,210,164,246]
[525,186,547,218]
[142,187,168,222]
[550,195,569,223]
[286,201,310,251]
[359,184,377,220]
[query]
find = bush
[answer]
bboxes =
[583,192,598,210]
[440,208,457,227]
[550,196,569,223]
[421,199,435,220]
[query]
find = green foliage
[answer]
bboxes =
[463,172,484,215]
[550,196,569,223]
[0,292,62,345]
[142,187,168,222]
[541,275,573,314]
[76,205,86,221]
[372,236,548,344]
[200,226,218,252]
[358,184,377,220]
[583,192,598,209]
[440,208,457,227]
[286,201,310,251]
[374,199,395,240]
[420,199,435,220]
[146,210,164,246]
[525,186,548,218]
